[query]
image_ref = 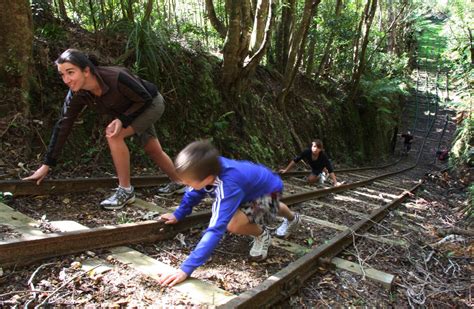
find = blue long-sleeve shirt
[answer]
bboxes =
[173,156,283,275]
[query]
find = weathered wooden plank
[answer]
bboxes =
[51,220,235,306]
[300,214,408,248]
[0,202,46,237]
[272,238,395,289]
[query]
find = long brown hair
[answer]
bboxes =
[312,139,324,150]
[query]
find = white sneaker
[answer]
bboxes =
[249,229,271,261]
[100,186,135,210]
[276,213,301,238]
[156,182,186,195]
[319,172,327,184]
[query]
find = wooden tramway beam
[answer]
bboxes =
[0,175,169,196]
[0,160,414,268]
[218,181,423,308]
[0,159,400,196]
[0,211,211,268]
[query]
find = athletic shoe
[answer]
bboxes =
[249,229,271,261]
[100,186,135,210]
[276,213,301,238]
[156,182,186,195]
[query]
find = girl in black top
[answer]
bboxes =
[280,139,341,186]
[23,49,181,209]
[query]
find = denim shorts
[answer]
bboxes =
[239,192,281,226]
[130,93,165,146]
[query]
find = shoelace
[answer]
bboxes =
[114,188,130,201]
[251,233,267,249]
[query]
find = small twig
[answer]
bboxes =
[0,113,21,139]
[0,290,51,298]
[350,229,367,280]
[35,265,101,307]
[32,125,48,151]
[27,262,55,304]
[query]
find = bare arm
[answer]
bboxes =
[279,160,296,173]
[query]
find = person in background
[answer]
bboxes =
[23,49,182,209]
[401,131,414,155]
[280,139,341,186]
[158,141,301,287]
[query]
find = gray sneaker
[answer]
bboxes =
[249,229,271,261]
[100,186,135,210]
[276,213,301,238]
[156,182,186,195]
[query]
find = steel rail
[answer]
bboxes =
[0,212,211,267]
[0,159,400,196]
[0,175,170,196]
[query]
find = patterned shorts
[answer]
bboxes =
[240,192,281,226]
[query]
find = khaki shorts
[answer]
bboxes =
[130,93,165,146]
[239,192,281,226]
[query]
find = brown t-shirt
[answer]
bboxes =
[44,66,158,166]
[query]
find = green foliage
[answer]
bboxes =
[35,23,67,41]
[116,212,132,224]
[125,21,172,84]
[246,135,275,164]
[451,118,474,168]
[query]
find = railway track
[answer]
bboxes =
[1,156,431,307]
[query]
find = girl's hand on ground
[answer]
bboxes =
[159,213,178,224]
[22,164,50,185]
[106,119,123,137]
[159,270,188,287]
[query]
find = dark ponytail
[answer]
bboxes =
[55,49,99,74]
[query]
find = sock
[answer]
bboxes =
[120,186,133,193]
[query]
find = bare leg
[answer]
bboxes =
[277,202,296,221]
[227,210,263,236]
[308,173,319,184]
[106,126,135,188]
[143,137,180,182]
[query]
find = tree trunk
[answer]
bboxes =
[249,0,270,53]
[143,0,154,23]
[205,0,227,39]
[274,0,295,72]
[350,0,378,102]
[57,0,70,22]
[304,30,317,75]
[277,0,320,111]
[469,28,474,65]
[221,0,273,109]
[315,0,343,77]
[276,0,321,150]
[0,0,33,114]
[88,0,98,32]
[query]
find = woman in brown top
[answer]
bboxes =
[23,49,180,209]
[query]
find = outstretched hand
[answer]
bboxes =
[159,269,188,287]
[159,213,178,224]
[279,169,287,174]
[22,164,50,185]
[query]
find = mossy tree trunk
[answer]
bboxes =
[349,0,378,102]
[220,0,274,114]
[0,0,33,115]
[275,0,321,149]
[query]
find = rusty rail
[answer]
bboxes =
[0,159,400,196]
